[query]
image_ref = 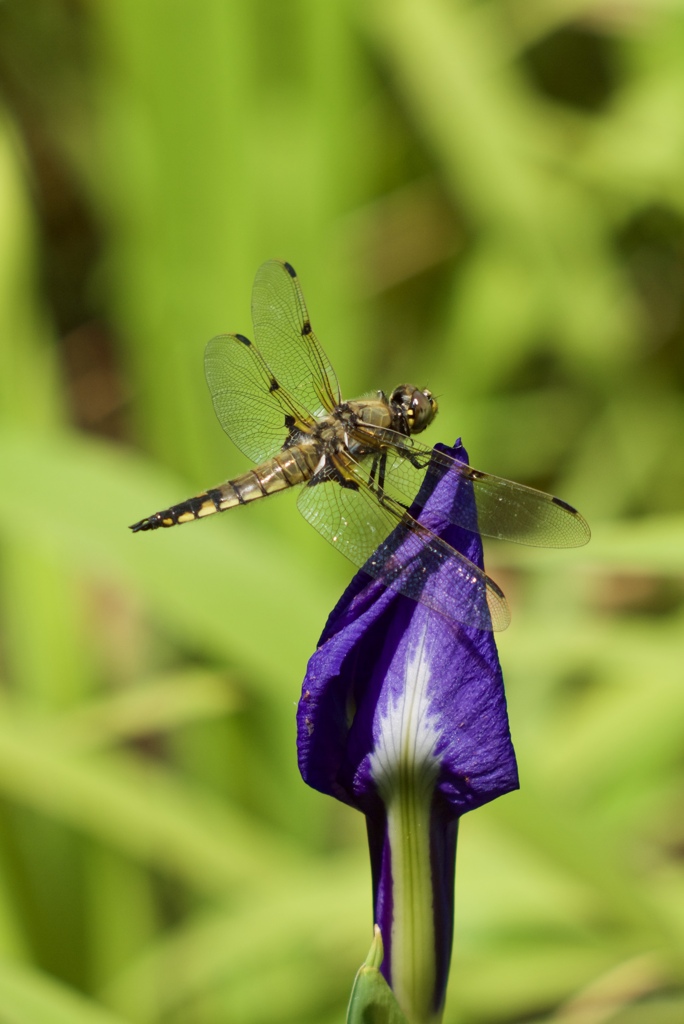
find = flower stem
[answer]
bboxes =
[385,771,440,1024]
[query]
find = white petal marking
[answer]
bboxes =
[370,620,442,797]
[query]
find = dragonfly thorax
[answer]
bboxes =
[389,384,438,435]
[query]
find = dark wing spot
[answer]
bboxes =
[284,414,295,428]
[269,377,280,392]
[551,495,578,514]
[468,469,484,479]
[283,262,297,278]
[301,320,312,336]
[309,459,359,489]
[235,334,251,346]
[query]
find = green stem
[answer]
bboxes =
[384,769,440,1024]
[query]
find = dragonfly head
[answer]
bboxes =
[390,384,438,435]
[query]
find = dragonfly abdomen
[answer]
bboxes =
[214,447,314,510]
[129,446,317,532]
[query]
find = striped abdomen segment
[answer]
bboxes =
[129,446,316,532]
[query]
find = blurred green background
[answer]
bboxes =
[0,1,683,1022]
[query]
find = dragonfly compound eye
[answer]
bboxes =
[390,385,438,434]
[411,388,437,432]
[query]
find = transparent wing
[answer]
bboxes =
[204,332,317,464]
[296,457,510,632]
[348,425,591,548]
[250,259,341,414]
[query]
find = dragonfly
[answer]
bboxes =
[130,259,590,631]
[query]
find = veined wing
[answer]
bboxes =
[296,456,510,632]
[250,259,341,415]
[204,332,318,464]
[347,425,591,548]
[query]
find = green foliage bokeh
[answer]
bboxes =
[0,2,683,1022]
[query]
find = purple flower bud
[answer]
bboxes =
[298,440,518,1022]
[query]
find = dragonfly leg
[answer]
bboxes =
[367,452,379,491]
[405,450,430,470]
[367,451,410,513]
[367,451,387,500]
[376,451,387,501]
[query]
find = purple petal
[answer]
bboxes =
[297,440,518,814]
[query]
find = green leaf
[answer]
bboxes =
[347,927,409,1024]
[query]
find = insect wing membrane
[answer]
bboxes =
[297,454,509,631]
[347,426,590,549]
[251,259,341,415]
[204,332,315,465]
